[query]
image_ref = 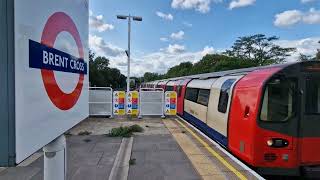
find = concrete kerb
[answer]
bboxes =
[108,137,133,180]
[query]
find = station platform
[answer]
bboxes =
[0,117,263,180]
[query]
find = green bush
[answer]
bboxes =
[108,125,143,137]
[129,124,143,133]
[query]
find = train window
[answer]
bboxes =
[197,89,210,106]
[166,86,174,91]
[260,77,297,122]
[186,88,198,102]
[218,79,236,113]
[305,77,320,114]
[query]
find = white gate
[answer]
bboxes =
[89,87,113,117]
[139,88,165,118]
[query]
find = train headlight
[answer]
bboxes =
[266,138,289,148]
[267,139,273,146]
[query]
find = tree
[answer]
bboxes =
[143,72,163,82]
[213,58,259,72]
[89,50,95,62]
[166,62,193,78]
[89,51,126,88]
[192,54,220,74]
[299,53,313,62]
[224,34,296,65]
[94,56,110,71]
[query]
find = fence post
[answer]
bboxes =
[138,90,142,119]
[161,89,165,119]
[110,87,114,119]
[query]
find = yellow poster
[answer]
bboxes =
[119,91,125,98]
[132,91,139,98]
[118,109,125,115]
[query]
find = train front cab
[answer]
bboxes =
[228,61,320,177]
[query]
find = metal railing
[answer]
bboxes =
[89,87,113,117]
[138,88,165,118]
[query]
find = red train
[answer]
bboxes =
[142,61,320,177]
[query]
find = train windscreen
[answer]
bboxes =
[305,76,320,114]
[260,77,297,122]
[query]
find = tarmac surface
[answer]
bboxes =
[0,117,200,180]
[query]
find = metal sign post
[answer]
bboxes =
[43,135,67,180]
[116,14,142,93]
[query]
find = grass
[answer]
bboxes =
[129,158,136,165]
[108,124,144,137]
[78,131,92,136]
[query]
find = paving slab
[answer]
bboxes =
[0,135,121,180]
[129,135,200,180]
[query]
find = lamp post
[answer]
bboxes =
[116,14,142,92]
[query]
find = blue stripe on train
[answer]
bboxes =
[182,111,228,147]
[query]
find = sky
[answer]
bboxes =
[89,0,320,77]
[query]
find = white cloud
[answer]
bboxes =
[301,0,318,3]
[156,11,174,20]
[171,0,222,13]
[303,8,320,24]
[183,21,193,27]
[170,30,185,40]
[201,46,215,56]
[166,44,186,53]
[89,11,114,32]
[132,46,217,76]
[89,34,124,57]
[89,34,219,76]
[274,8,320,27]
[274,10,303,27]
[276,37,320,61]
[160,37,169,42]
[229,0,256,9]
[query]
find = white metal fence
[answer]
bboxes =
[139,88,165,118]
[89,87,113,117]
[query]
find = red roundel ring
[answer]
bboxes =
[40,12,85,110]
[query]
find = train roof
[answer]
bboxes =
[157,62,299,82]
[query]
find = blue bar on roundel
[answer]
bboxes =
[29,39,87,75]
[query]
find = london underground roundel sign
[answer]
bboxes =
[29,12,87,110]
[13,0,89,165]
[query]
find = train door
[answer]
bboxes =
[299,72,320,165]
[177,79,191,115]
[207,76,242,146]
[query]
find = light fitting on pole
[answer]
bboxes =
[133,16,142,21]
[117,15,127,20]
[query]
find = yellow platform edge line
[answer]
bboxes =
[175,119,248,180]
